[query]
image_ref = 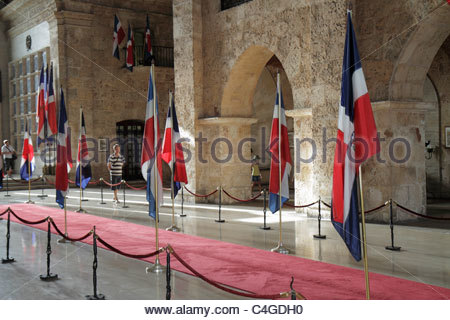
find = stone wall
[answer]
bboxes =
[0,0,174,181]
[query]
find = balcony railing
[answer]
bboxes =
[221,0,253,11]
[135,45,174,68]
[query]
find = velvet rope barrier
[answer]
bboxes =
[97,236,164,259]
[124,181,146,191]
[101,179,122,187]
[222,189,262,202]
[284,200,319,208]
[44,177,56,185]
[0,208,10,217]
[49,219,94,242]
[364,202,388,214]
[10,176,41,184]
[169,246,298,300]
[184,186,218,198]
[8,209,49,225]
[394,201,450,221]
[68,179,100,185]
[321,200,331,208]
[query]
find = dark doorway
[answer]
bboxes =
[116,120,144,181]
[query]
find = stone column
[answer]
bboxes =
[365,101,433,222]
[173,0,203,202]
[286,108,320,215]
[197,117,257,204]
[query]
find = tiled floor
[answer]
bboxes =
[0,187,449,299]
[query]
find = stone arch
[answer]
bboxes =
[220,45,293,117]
[390,3,450,101]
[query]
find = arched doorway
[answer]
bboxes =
[116,120,144,180]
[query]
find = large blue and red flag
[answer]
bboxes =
[144,15,153,63]
[141,64,163,219]
[46,64,57,137]
[75,110,92,189]
[269,73,292,213]
[20,119,35,181]
[37,66,47,147]
[331,12,379,261]
[126,23,134,72]
[113,14,125,60]
[162,91,188,198]
[55,88,73,209]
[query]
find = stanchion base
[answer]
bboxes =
[37,195,48,198]
[99,202,106,205]
[1,258,15,264]
[4,195,11,197]
[146,259,166,274]
[25,200,35,204]
[86,294,105,300]
[313,234,326,239]
[75,208,86,213]
[271,244,290,254]
[166,225,181,232]
[40,273,58,281]
[215,219,225,223]
[122,205,130,209]
[82,199,89,202]
[260,226,271,230]
[385,246,401,251]
[179,214,187,218]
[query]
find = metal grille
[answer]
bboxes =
[135,45,174,68]
[221,0,253,11]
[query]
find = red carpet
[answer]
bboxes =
[1,204,449,300]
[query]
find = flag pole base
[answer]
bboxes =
[4,195,11,197]
[86,293,105,300]
[271,243,290,254]
[260,226,271,230]
[37,195,48,198]
[25,200,35,204]
[57,234,72,244]
[82,199,89,202]
[2,258,15,264]
[215,219,225,223]
[165,225,180,232]
[99,202,106,205]
[313,234,326,239]
[179,214,187,217]
[75,208,86,213]
[385,246,401,251]
[40,273,58,282]
[122,205,129,209]
[146,258,166,274]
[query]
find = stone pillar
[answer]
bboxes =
[286,108,320,215]
[197,117,257,204]
[365,101,432,221]
[173,0,203,201]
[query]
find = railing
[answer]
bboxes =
[135,45,174,68]
[221,0,253,11]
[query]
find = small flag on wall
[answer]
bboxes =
[113,14,125,60]
[126,23,134,71]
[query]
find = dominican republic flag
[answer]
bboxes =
[141,64,163,219]
[144,14,153,63]
[126,23,134,71]
[162,91,188,198]
[269,73,292,213]
[75,110,92,189]
[46,64,57,137]
[113,14,125,60]
[55,89,73,209]
[331,12,379,262]
[37,66,47,147]
[20,120,35,181]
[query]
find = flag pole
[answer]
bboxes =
[76,107,85,213]
[166,90,180,232]
[58,197,70,243]
[271,72,288,254]
[147,63,165,273]
[358,164,370,299]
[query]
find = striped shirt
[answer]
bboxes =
[107,153,125,176]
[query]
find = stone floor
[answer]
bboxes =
[0,186,449,300]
